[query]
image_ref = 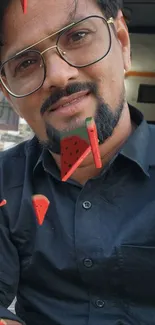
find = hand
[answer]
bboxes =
[0,320,22,325]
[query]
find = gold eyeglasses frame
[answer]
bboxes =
[0,15,114,98]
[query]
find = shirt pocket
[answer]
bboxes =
[118,244,155,301]
[116,245,155,325]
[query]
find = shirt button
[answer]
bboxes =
[95,299,105,308]
[83,258,93,268]
[82,201,92,209]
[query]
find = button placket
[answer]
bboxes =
[74,182,102,287]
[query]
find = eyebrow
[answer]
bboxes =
[7,14,86,59]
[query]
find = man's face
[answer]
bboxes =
[1,0,130,153]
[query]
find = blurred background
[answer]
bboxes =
[124,0,155,121]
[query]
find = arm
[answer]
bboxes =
[0,211,24,325]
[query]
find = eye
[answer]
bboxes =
[13,57,40,77]
[17,59,37,71]
[70,31,88,42]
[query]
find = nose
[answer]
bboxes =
[42,51,79,90]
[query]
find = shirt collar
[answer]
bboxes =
[34,105,153,178]
[34,147,60,179]
[120,105,150,176]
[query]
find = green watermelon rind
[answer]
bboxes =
[85,117,95,128]
[60,125,89,143]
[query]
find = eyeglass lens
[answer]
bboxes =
[0,16,111,97]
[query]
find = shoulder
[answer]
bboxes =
[147,123,155,166]
[0,140,27,162]
[0,137,38,154]
[0,136,41,166]
[0,136,39,160]
[147,123,155,146]
[148,123,155,136]
[0,137,42,189]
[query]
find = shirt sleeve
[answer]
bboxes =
[0,211,25,324]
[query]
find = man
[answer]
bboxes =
[0,0,155,324]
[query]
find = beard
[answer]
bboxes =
[39,82,125,154]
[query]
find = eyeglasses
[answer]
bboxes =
[0,15,114,98]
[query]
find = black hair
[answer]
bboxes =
[97,0,123,19]
[0,0,10,46]
[0,0,123,46]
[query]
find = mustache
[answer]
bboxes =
[40,82,97,115]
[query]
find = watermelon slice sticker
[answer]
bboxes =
[0,199,7,207]
[86,117,102,169]
[21,0,27,14]
[0,320,7,325]
[32,195,50,225]
[61,125,91,182]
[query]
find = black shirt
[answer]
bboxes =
[0,106,155,325]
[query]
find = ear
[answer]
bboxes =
[114,10,131,72]
[0,84,24,118]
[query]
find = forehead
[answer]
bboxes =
[1,0,102,60]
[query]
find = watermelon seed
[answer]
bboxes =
[74,142,77,145]
[68,164,72,168]
[65,147,68,150]
[76,149,79,154]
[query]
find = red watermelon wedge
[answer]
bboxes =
[0,199,7,207]
[86,117,102,168]
[21,0,27,14]
[32,195,50,225]
[61,125,91,182]
[0,320,7,325]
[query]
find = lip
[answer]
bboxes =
[48,90,90,114]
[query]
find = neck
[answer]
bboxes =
[52,104,134,185]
